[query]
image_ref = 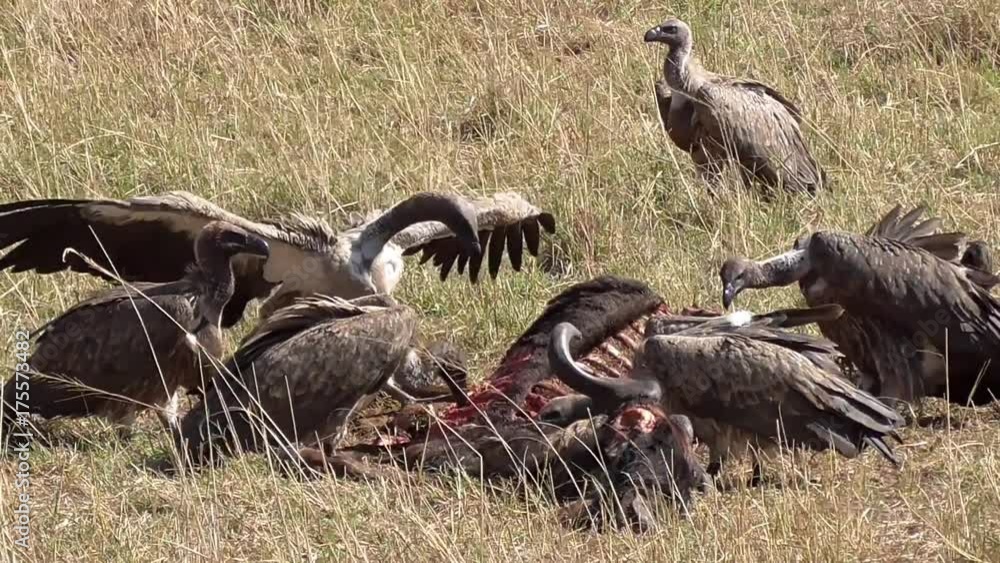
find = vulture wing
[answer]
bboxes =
[394,192,556,283]
[697,78,825,192]
[643,334,902,461]
[187,299,417,453]
[653,79,698,153]
[809,232,1000,358]
[228,294,398,370]
[865,203,966,262]
[862,204,996,288]
[2,192,257,278]
[649,305,851,379]
[0,192,337,327]
[727,78,805,123]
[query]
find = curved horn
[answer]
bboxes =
[548,322,662,412]
[357,192,482,269]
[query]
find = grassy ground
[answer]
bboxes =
[1,0,999,560]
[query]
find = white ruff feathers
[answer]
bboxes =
[725,310,753,327]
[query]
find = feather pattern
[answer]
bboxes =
[724,204,1000,405]
[646,18,826,195]
[0,191,551,327]
[0,222,268,432]
[179,296,418,462]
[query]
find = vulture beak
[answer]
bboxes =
[643,26,664,43]
[722,281,742,311]
[243,235,271,258]
[191,317,210,335]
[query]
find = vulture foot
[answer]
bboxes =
[747,463,774,489]
[114,425,136,442]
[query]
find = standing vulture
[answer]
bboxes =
[0,190,555,326]
[1,221,270,445]
[645,18,827,195]
[548,306,903,485]
[720,204,1000,405]
[179,294,444,465]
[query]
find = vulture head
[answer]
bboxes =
[718,257,758,310]
[193,221,271,332]
[643,17,692,51]
[719,249,812,310]
[962,239,994,272]
[196,221,272,263]
[394,340,469,400]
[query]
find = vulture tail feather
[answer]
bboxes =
[862,436,900,466]
[806,422,859,458]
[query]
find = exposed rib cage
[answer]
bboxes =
[438,303,675,428]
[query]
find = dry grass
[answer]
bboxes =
[1,0,999,560]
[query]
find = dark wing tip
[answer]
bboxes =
[863,436,901,467]
[538,213,556,234]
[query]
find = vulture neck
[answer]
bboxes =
[663,42,705,96]
[191,246,236,333]
[356,193,474,271]
[751,249,811,288]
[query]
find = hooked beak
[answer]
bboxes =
[363,272,380,295]
[644,26,665,43]
[722,281,743,311]
[244,235,270,258]
[191,317,210,335]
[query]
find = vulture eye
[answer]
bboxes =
[663,25,677,33]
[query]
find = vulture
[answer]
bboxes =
[548,306,904,485]
[720,204,1000,405]
[644,17,827,195]
[179,294,448,464]
[0,190,555,327]
[0,221,270,444]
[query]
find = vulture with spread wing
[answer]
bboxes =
[549,305,903,485]
[1,222,270,445]
[645,17,827,195]
[721,204,1000,405]
[0,191,555,327]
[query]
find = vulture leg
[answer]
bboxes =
[869,340,934,423]
[748,457,766,488]
[705,446,727,479]
[315,401,366,455]
[747,445,778,489]
[692,147,724,195]
[156,390,183,432]
[113,412,138,442]
[156,391,186,451]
